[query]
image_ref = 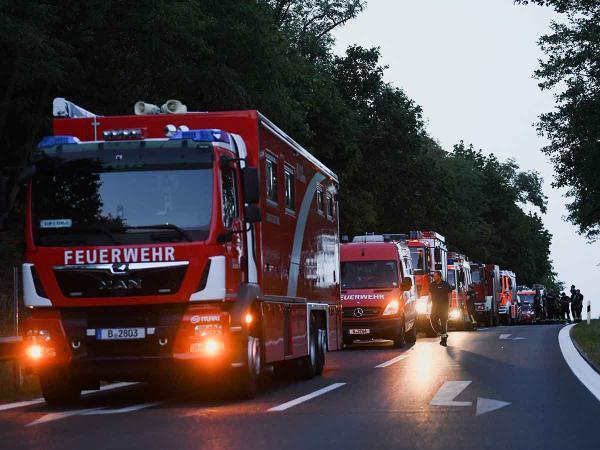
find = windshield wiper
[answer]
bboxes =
[122,224,193,242]
[66,224,121,245]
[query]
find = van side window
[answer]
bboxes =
[284,166,295,212]
[221,163,238,228]
[316,186,324,214]
[266,155,278,204]
[326,194,333,219]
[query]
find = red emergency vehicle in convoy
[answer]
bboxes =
[9,98,342,405]
[470,262,500,327]
[517,286,537,324]
[407,230,447,336]
[340,235,417,347]
[498,270,519,325]
[447,253,476,331]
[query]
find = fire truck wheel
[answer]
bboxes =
[392,319,406,348]
[404,321,417,344]
[236,335,261,399]
[40,369,81,407]
[303,325,326,379]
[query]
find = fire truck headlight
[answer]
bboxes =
[449,308,461,320]
[416,297,429,315]
[26,344,43,360]
[382,300,400,316]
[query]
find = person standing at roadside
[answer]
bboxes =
[533,288,542,320]
[429,271,453,347]
[546,289,557,320]
[575,289,584,321]
[560,292,571,322]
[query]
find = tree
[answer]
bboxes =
[516,0,600,239]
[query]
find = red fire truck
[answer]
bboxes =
[4,98,342,405]
[470,262,500,327]
[499,270,519,325]
[340,235,417,347]
[407,230,447,336]
[447,252,476,331]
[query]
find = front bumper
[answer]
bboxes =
[343,318,402,341]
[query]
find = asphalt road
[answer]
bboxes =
[1,324,598,450]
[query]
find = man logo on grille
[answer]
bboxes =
[112,263,129,273]
[353,307,364,318]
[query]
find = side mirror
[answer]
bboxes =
[242,167,259,204]
[0,176,8,215]
[244,204,261,223]
[16,165,36,185]
[401,277,413,292]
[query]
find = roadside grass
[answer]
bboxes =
[571,319,600,369]
[0,362,40,403]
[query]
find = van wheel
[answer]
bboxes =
[392,319,406,348]
[40,369,81,407]
[303,325,326,379]
[404,321,417,344]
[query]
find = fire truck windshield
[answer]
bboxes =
[519,294,535,304]
[32,159,213,246]
[341,260,399,289]
[409,247,427,274]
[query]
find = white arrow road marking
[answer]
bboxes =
[82,401,163,415]
[268,383,346,412]
[26,407,105,427]
[476,398,511,415]
[512,337,527,340]
[499,334,512,340]
[430,381,473,406]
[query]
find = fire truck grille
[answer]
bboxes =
[53,263,188,298]
[343,307,381,319]
[61,305,185,358]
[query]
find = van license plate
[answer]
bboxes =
[349,329,370,335]
[96,328,146,340]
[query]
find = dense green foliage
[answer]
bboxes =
[517,1,600,240]
[0,0,557,287]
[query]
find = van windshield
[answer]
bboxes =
[341,260,399,289]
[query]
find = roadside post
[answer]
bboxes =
[586,300,591,325]
[12,265,22,388]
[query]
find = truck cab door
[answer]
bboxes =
[220,157,243,291]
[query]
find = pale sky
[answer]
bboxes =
[334,0,599,313]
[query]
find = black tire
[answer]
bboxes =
[236,335,262,399]
[40,369,81,407]
[404,321,417,344]
[302,325,326,379]
[392,319,406,348]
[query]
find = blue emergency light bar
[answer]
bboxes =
[38,136,81,149]
[169,129,230,143]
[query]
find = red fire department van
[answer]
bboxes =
[470,262,500,327]
[407,230,447,336]
[499,270,519,325]
[6,98,342,405]
[341,235,417,347]
[447,253,476,331]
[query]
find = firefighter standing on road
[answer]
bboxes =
[560,292,571,322]
[570,285,578,320]
[533,288,542,320]
[429,271,453,347]
[574,289,584,321]
[546,290,557,320]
